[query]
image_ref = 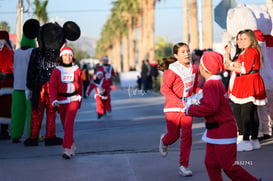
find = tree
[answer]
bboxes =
[68,43,90,65]
[203,0,213,49]
[189,0,199,50]
[0,21,10,32]
[154,36,173,61]
[33,0,48,24]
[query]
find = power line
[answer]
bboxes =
[0,6,184,15]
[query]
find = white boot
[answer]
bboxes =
[237,141,253,152]
[159,134,168,157]
[250,139,261,150]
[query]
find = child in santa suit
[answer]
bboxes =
[186,51,260,181]
[49,47,82,159]
[87,71,111,119]
[0,30,14,140]
[158,42,201,177]
[95,56,116,114]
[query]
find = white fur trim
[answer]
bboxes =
[52,100,58,107]
[200,57,211,74]
[25,87,32,101]
[67,83,75,93]
[223,71,229,77]
[0,117,11,124]
[163,107,186,112]
[206,75,222,81]
[60,49,73,57]
[202,130,237,144]
[56,65,78,72]
[229,94,267,106]
[0,88,13,96]
[169,61,195,97]
[57,95,82,104]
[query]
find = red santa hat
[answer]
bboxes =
[253,29,265,42]
[0,30,12,50]
[96,71,103,76]
[60,46,74,57]
[102,56,109,61]
[200,51,227,76]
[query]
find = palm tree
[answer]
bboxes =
[33,0,48,24]
[189,0,199,50]
[137,0,157,70]
[116,0,139,71]
[203,0,213,49]
[96,0,159,72]
[183,0,189,43]
[0,21,10,32]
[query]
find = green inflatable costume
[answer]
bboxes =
[10,34,36,143]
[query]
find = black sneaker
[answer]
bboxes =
[259,134,272,141]
[97,114,103,119]
[24,138,38,146]
[0,132,10,140]
[44,137,63,146]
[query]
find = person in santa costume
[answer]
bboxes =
[224,29,267,152]
[0,30,14,140]
[49,47,82,159]
[95,56,116,114]
[158,42,201,177]
[186,51,261,181]
[87,71,111,119]
[10,34,36,143]
[23,19,81,146]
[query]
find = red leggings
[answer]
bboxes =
[30,83,56,139]
[96,96,106,115]
[162,112,192,167]
[59,101,80,149]
[205,143,259,181]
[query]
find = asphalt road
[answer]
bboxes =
[0,88,272,181]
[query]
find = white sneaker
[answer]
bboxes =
[106,111,112,116]
[62,148,71,159]
[71,143,76,156]
[237,135,243,144]
[237,141,253,152]
[178,165,192,177]
[250,139,261,150]
[159,134,168,157]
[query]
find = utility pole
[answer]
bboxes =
[16,0,23,49]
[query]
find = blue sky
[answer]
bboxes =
[0,0,266,43]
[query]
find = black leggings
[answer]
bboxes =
[233,102,259,140]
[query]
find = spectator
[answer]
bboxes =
[224,29,267,151]
[140,60,149,92]
[82,64,90,98]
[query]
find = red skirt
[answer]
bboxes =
[229,72,267,105]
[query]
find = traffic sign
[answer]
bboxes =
[214,0,236,29]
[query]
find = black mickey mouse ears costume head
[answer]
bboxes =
[23,19,40,39]
[63,21,81,41]
[23,18,81,50]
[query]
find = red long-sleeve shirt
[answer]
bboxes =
[49,65,82,106]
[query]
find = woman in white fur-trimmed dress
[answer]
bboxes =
[49,47,82,159]
[224,29,267,152]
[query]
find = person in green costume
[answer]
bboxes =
[10,34,36,143]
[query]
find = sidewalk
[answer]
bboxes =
[0,88,272,181]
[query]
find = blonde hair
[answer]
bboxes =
[241,29,263,68]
